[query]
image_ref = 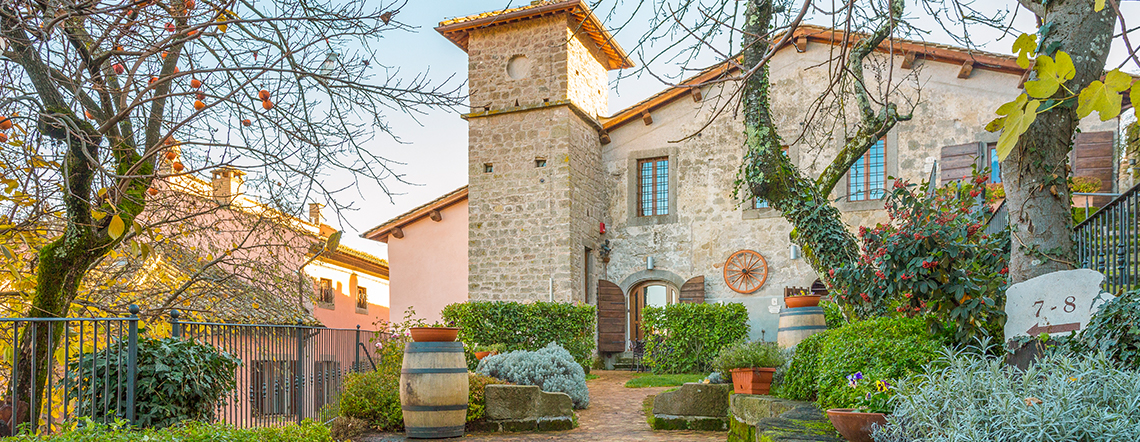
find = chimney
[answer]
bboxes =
[210,167,246,204]
[309,202,324,225]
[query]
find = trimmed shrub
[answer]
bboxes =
[815,317,943,410]
[874,347,1140,442]
[641,302,749,374]
[476,342,589,409]
[774,330,829,401]
[7,419,331,441]
[66,337,239,429]
[442,301,596,370]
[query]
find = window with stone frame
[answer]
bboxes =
[318,278,334,304]
[355,286,368,312]
[638,157,669,216]
[848,139,887,201]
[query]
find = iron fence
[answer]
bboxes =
[0,306,382,434]
[0,309,140,435]
[170,311,382,428]
[1076,182,1140,294]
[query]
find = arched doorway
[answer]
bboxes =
[629,281,678,341]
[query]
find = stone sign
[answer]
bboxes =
[1004,269,1114,342]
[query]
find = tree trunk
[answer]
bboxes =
[740,0,904,277]
[1003,0,1116,282]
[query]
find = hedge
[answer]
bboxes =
[441,301,596,369]
[774,330,829,401]
[642,302,749,374]
[814,316,944,410]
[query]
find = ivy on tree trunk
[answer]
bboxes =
[739,0,909,279]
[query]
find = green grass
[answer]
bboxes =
[624,373,706,388]
[585,374,600,381]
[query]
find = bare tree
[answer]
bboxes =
[0,0,461,414]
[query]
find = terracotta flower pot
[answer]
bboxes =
[474,351,491,360]
[729,367,776,395]
[409,327,459,342]
[826,408,888,442]
[784,295,822,308]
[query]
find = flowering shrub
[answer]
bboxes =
[831,173,1010,343]
[476,342,590,409]
[874,346,1140,442]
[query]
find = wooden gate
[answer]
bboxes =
[596,280,626,353]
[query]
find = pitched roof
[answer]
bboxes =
[361,186,468,243]
[436,0,633,70]
[601,24,1029,132]
[93,241,319,325]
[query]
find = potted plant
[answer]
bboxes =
[409,321,460,342]
[785,291,822,308]
[826,372,893,442]
[472,343,504,360]
[711,340,786,395]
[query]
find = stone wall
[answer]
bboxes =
[603,45,1118,341]
[465,12,609,304]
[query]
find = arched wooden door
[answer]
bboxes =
[596,280,626,353]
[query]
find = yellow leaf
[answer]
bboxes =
[108,215,126,239]
[1131,85,1140,115]
[985,116,1006,133]
[1076,70,1132,121]
[994,94,1040,161]
[1024,52,1076,98]
[1095,0,1106,11]
[1011,33,1037,69]
[251,302,260,309]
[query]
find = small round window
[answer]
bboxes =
[507,55,531,80]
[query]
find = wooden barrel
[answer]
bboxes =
[777,306,827,348]
[400,341,469,439]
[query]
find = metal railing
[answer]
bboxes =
[1076,183,1140,294]
[0,308,140,435]
[170,311,382,428]
[0,307,382,434]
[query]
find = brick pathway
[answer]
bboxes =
[362,370,725,441]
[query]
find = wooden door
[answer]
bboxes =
[596,280,626,353]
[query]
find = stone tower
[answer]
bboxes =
[437,1,631,303]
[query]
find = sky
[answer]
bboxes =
[330,0,1140,258]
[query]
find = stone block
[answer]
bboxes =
[537,417,575,431]
[652,382,732,417]
[501,420,538,432]
[727,394,841,442]
[485,385,573,421]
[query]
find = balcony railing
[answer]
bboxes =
[1076,183,1140,294]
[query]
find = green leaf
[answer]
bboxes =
[326,230,342,252]
[108,215,126,239]
[1024,52,1076,98]
[1012,33,1037,69]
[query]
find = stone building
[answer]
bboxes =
[364,0,1124,350]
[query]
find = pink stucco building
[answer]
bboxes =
[362,187,468,324]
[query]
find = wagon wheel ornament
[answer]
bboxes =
[724,250,768,294]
